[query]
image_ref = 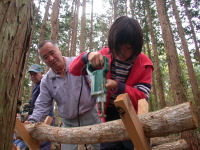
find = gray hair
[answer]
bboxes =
[37,40,59,61]
[38,40,58,50]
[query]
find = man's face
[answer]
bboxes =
[38,42,63,70]
[29,72,42,84]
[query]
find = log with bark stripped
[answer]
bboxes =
[25,102,197,144]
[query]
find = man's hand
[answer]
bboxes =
[105,79,118,90]
[88,52,104,68]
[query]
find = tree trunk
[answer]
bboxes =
[25,102,197,144]
[182,0,200,65]
[71,0,80,56]
[146,42,158,109]
[155,0,199,149]
[155,0,187,105]
[50,0,60,42]
[46,0,60,72]
[66,0,75,57]
[171,0,200,122]
[125,0,127,16]
[36,0,51,64]
[145,0,166,108]
[80,0,86,54]
[129,0,134,18]
[0,0,32,149]
[20,1,41,102]
[89,0,94,52]
[113,0,118,21]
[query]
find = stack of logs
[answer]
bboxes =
[23,97,198,150]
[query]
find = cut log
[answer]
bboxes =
[151,136,180,146]
[152,139,189,150]
[24,101,197,144]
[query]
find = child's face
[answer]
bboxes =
[114,44,134,61]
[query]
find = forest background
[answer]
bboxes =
[0,0,200,149]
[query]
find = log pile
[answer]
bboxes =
[25,102,198,145]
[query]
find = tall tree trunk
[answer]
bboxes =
[113,0,118,20]
[71,0,80,56]
[80,0,86,53]
[0,0,32,149]
[155,0,199,149]
[182,0,200,65]
[125,0,127,16]
[146,42,158,109]
[50,0,60,42]
[129,0,134,18]
[66,0,75,57]
[46,0,60,72]
[22,0,42,102]
[171,0,200,122]
[36,0,51,64]
[145,0,166,108]
[89,0,94,52]
[155,0,187,104]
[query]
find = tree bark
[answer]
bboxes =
[129,0,134,18]
[89,0,94,52]
[113,0,118,21]
[66,0,75,57]
[151,136,180,146]
[25,102,197,144]
[36,0,51,64]
[171,0,200,121]
[145,0,166,108]
[146,41,158,109]
[0,0,33,149]
[182,0,200,65]
[80,0,86,53]
[152,139,189,150]
[50,0,60,42]
[170,1,200,149]
[71,0,80,56]
[155,0,187,105]
[46,0,60,72]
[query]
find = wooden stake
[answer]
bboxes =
[15,117,40,150]
[14,116,53,150]
[114,93,151,150]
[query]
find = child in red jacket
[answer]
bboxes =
[69,16,153,150]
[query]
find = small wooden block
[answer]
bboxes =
[44,116,53,125]
[138,99,149,115]
[114,93,151,150]
[15,118,40,150]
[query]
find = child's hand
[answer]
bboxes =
[105,79,118,90]
[88,52,104,68]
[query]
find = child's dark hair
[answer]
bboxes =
[108,16,143,59]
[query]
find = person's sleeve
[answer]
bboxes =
[69,52,89,76]
[28,79,53,122]
[117,66,153,112]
